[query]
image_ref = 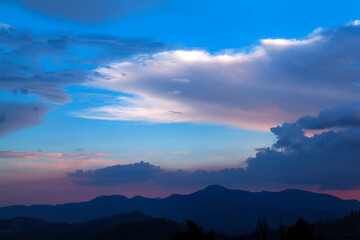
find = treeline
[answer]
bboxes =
[169,217,322,240]
[245,218,323,240]
[172,210,360,240]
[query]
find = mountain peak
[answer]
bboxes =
[203,185,229,191]
[92,195,128,202]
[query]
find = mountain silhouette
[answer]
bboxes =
[1,185,359,235]
[1,211,153,240]
[92,218,186,240]
[241,210,360,240]
[1,213,238,240]
[0,217,48,236]
[313,210,360,240]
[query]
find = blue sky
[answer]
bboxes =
[2,0,360,205]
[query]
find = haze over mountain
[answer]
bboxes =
[1,185,359,235]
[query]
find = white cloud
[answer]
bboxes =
[79,23,360,131]
[260,35,322,47]
[0,23,11,29]
[168,90,181,95]
[171,78,191,83]
[350,20,360,26]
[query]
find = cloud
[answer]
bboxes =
[0,102,50,135]
[0,25,166,104]
[245,104,360,190]
[69,104,360,190]
[68,161,163,185]
[0,150,114,171]
[0,23,11,29]
[78,23,360,130]
[171,78,191,83]
[1,0,163,22]
[0,150,110,160]
[135,151,189,156]
[296,103,360,130]
[68,161,246,186]
[0,24,165,135]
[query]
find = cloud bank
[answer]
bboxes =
[69,104,360,190]
[246,103,360,190]
[80,22,360,130]
[67,161,246,186]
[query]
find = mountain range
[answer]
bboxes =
[1,185,359,235]
[0,211,189,240]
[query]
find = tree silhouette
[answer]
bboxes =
[286,218,322,240]
[279,218,285,240]
[170,220,215,240]
[254,218,269,240]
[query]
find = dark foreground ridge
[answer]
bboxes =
[0,211,183,240]
[1,185,359,235]
[2,210,360,240]
[0,212,233,240]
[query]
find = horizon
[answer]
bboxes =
[1,184,360,208]
[2,0,360,206]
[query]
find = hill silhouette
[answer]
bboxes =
[1,213,236,240]
[1,185,359,235]
[5,211,360,240]
[241,210,360,240]
[0,217,48,236]
[313,210,360,239]
[1,211,153,240]
[92,218,186,240]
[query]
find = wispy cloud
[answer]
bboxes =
[0,150,111,160]
[134,151,189,156]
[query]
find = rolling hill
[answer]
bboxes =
[1,185,359,235]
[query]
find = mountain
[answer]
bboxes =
[0,217,48,236]
[92,218,186,240]
[241,210,360,240]
[1,185,359,235]
[313,210,360,240]
[1,213,237,240]
[1,211,153,240]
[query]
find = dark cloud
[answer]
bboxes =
[0,25,165,104]
[296,103,360,130]
[68,162,163,185]
[67,161,246,187]
[0,24,165,135]
[67,160,249,189]
[246,103,360,190]
[69,104,360,190]
[0,102,51,135]
[245,130,360,190]
[1,0,163,22]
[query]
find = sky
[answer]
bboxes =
[2,0,360,206]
